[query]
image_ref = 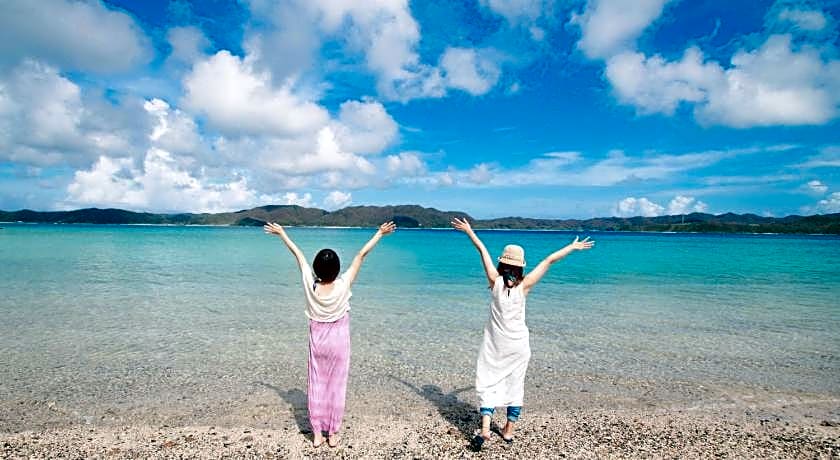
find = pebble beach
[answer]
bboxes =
[2,368,838,458]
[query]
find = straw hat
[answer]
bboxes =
[498,244,526,267]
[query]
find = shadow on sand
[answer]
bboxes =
[254,382,311,435]
[390,376,477,440]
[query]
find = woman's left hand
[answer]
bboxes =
[570,236,595,250]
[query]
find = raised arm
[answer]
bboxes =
[521,236,594,294]
[264,222,308,271]
[344,221,396,286]
[451,217,498,286]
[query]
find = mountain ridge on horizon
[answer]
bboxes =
[2,204,840,234]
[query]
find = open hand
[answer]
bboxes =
[570,236,595,250]
[378,221,397,235]
[451,217,473,233]
[263,222,286,236]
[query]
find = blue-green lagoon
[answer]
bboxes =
[1,224,839,433]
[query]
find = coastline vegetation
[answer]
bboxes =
[2,205,839,234]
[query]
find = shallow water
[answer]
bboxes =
[1,224,838,424]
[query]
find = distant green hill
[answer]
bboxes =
[2,206,839,234]
[320,205,468,228]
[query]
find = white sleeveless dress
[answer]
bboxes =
[475,276,532,408]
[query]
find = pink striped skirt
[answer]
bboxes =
[307,313,350,435]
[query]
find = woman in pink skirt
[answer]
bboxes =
[264,221,396,447]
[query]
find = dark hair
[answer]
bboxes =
[496,262,524,288]
[313,248,340,283]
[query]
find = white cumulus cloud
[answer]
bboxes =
[167,26,211,65]
[605,47,717,115]
[777,8,828,32]
[247,0,431,100]
[0,0,150,73]
[467,163,495,184]
[65,149,268,213]
[479,0,546,39]
[323,191,352,210]
[281,192,314,207]
[696,35,840,127]
[574,0,840,128]
[479,0,544,25]
[614,195,709,217]
[243,0,321,81]
[816,192,840,213]
[0,60,143,167]
[605,34,840,127]
[181,49,403,186]
[440,48,502,96]
[331,100,399,155]
[806,179,828,194]
[386,152,427,177]
[614,197,664,217]
[143,98,201,155]
[667,195,708,214]
[570,0,673,59]
[183,50,329,137]
[268,127,376,175]
[245,0,502,101]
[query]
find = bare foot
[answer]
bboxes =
[480,414,492,441]
[502,421,515,442]
[312,432,325,448]
[327,433,340,448]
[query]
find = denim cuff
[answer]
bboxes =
[506,406,522,422]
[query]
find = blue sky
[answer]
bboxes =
[1,0,839,218]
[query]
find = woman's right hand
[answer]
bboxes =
[378,221,397,236]
[451,217,473,234]
[263,222,286,236]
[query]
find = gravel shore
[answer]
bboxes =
[3,362,838,458]
[3,408,838,459]
[4,377,839,460]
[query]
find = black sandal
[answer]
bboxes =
[471,435,485,451]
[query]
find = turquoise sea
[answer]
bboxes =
[1,224,839,424]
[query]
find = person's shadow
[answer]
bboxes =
[390,376,476,440]
[254,382,311,436]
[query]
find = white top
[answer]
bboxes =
[486,276,529,340]
[300,263,352,322]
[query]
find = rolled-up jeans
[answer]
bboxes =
[479,406,522,422]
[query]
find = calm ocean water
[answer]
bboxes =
[1,224,839,411]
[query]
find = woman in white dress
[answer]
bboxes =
[451,217,594,449]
